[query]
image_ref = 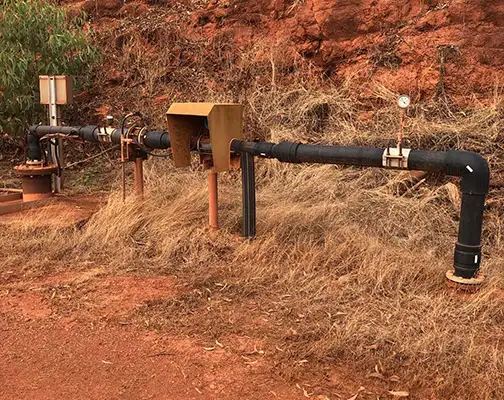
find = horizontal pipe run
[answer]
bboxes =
[28,125,172,155]
[231,139,490,280]
[26,127,490,280]
[230,140,490,194]
[142,130,171,149]
[408,150,489,195]
[29,125,79,136]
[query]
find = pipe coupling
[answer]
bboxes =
[272,142,301,163]
[453,242,482,279]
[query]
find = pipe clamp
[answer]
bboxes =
[383,148,410,169]
[97,127,116,143]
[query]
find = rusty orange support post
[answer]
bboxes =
[134,157,144,197]
[208,170,219,229]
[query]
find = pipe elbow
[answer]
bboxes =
[26,129,42,161]
[28,125,40,136]
[446,151,489,195]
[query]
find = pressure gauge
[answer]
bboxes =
[397,95,410,109]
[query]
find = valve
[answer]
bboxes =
[118,111,148,200]
[383,95,411,169]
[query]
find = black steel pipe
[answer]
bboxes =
[27,126,490,279]
[27,131,42,161]
[409,150,489,279]
[231,139,490,279]
[29,125,79,137]
[28,125,79,161]
[28,125,172,159]
[142,130,171,149]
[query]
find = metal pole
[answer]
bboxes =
[241,152,256,238]
[134,156,144,197]
[208,170,219,229]
[48,76,63,192]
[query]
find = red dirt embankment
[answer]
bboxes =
[73,0,504,101]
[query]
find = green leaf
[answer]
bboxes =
[0,0,101,137]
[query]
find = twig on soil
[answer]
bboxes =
[147,351,174,358]
[65,145,120,169]
[401,178,426,197]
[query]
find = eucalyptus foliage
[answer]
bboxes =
[0,0,100,136]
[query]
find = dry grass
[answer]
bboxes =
[2,147,503,398]
[2,5,504,398]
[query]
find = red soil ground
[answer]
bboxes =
[0,199,375,400]
[0,273,308,399]
[4,1,501,397]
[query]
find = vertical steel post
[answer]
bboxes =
[134,156,144,197]
[208,170,219,229]
[241,152,256,238]
[48,76,63,192]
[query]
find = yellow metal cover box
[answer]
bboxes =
[166,103,244,173]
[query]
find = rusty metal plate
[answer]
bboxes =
[166,114,205,168]
[39,75,73,105]
[167,103,215,116]
[0,193,22,203]
[207,104,243,173]
[0,198,52,216]
[21,175,53,201]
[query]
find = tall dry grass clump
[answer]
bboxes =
[3,104,504,399]
[66,149,504,399]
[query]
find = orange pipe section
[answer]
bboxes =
[208,170,219,229]
[134,157,144,197]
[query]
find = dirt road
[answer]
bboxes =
[0,273,308,400]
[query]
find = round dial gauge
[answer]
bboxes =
[397,95,411,109]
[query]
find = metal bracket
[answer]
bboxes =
[39,75,73,193]
[383,147,411,169]
[97,127,116,143]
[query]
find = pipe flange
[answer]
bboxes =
[137,127,148,146]
[445,269,485,291]
[25,160,44,167]
[14,164,58,176]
